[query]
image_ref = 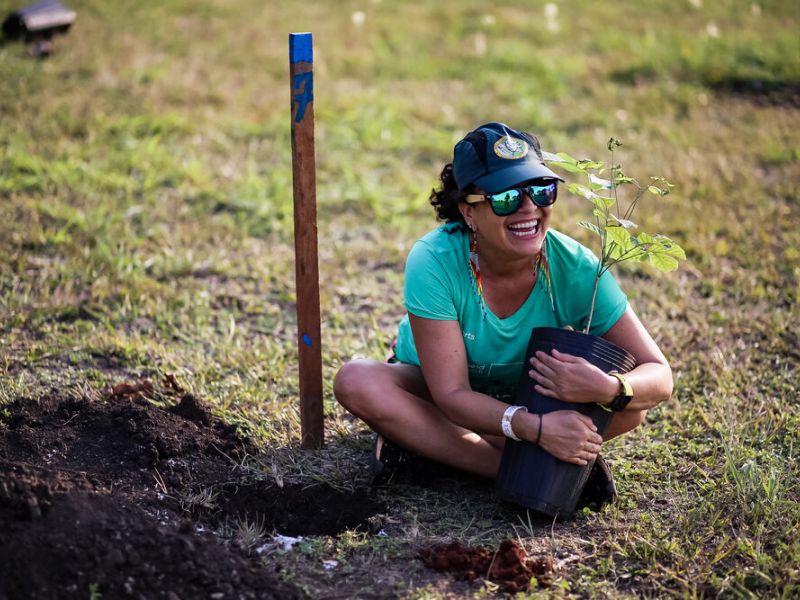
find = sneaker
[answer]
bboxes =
[576,455,618,511]
[369,434,478,487]
[370,434,414,485]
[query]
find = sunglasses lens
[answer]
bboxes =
[482,183,557,215]
[528,183,557,207]
[488,189,522,216]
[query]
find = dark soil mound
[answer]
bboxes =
[419,539,553,594]
[0,477,296,600]
[0,385,385,599]
[1,389,248,478]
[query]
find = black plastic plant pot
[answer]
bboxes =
[495,327,636,519]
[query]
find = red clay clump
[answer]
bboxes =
[419,539,553,593]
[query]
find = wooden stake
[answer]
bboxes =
[289,32,323,449]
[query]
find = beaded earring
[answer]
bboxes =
[468,230,487,320]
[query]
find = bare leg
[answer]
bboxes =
[333,358,503,478]
[604,409,647,440]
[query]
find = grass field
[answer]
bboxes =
[1,0,799,597]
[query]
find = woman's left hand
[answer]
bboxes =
[529,349,614,404]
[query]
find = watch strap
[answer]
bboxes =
[608,372,633,411]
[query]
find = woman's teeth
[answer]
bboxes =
[507,219,539,237]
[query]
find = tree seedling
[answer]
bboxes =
[545,138,687,332]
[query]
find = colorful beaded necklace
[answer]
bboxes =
[467,230,556,320]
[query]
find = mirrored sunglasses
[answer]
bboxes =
[465,182,558,216]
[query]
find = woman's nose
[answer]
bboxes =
[520,192,541,212]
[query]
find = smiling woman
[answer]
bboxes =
[333,122,672,509]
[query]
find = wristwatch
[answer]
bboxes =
[607,372,633,412]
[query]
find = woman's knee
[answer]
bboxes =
[333,359,384,414]
[334,359,429,424]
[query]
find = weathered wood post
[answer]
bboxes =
[289,32,323,449]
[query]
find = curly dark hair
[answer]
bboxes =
[429,163,474,225]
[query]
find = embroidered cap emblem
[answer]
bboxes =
[493,135,529,160]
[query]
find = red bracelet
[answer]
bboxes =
[535,414,543,445]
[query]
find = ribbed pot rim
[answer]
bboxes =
[532,339,632,361]
[530,327,635,369]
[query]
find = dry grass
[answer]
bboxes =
[1,0,799,597]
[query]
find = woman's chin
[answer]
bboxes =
[505,228,545,255]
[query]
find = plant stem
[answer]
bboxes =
[611,147,620,220]
[624,186,644,221]
[584,266,602,334]
[603,246,647,269]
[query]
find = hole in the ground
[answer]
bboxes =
[211,481,385,536]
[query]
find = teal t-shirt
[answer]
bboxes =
[394,223,628,400]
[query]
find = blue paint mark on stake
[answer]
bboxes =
[292,72,313,123]
[302,334,312,347]
[289,32,313,64]
[290,33,313,123]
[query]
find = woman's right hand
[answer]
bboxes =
[536,410,603,466]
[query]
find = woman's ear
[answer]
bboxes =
[458,202,475,231]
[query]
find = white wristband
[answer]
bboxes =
[501,405,528,442]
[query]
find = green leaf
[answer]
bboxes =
[541,151,562,162]
[578,221,602,236]
[650,176,674,188]
[556,152,579,164]
[610,214,637,229]
[606,225,633,249]
[566,183,596,199]
[611,164,636,186]
[653,234,687,259]
[647,185,669,196]
[591,195,615,210]
[543,151,587,172]
[671,245,687,260]
[550,161,585,174]
[607,137,623,151]
[604,241,627,262]
[589,173,613,190]
[648,251,680,271]
[647,176,674,196]
[576,159,604,171]
[605,226,634,260]
[631,232,686,271]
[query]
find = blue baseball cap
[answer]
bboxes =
[452,122,563,193]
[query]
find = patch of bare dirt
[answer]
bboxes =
[0,382,384,599]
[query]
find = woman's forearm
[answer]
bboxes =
[434,388,605,466]
[600,361,673,411]
[433,388,516,438]
[434,389,554,448]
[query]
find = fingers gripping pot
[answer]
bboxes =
[495,327,635,519]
